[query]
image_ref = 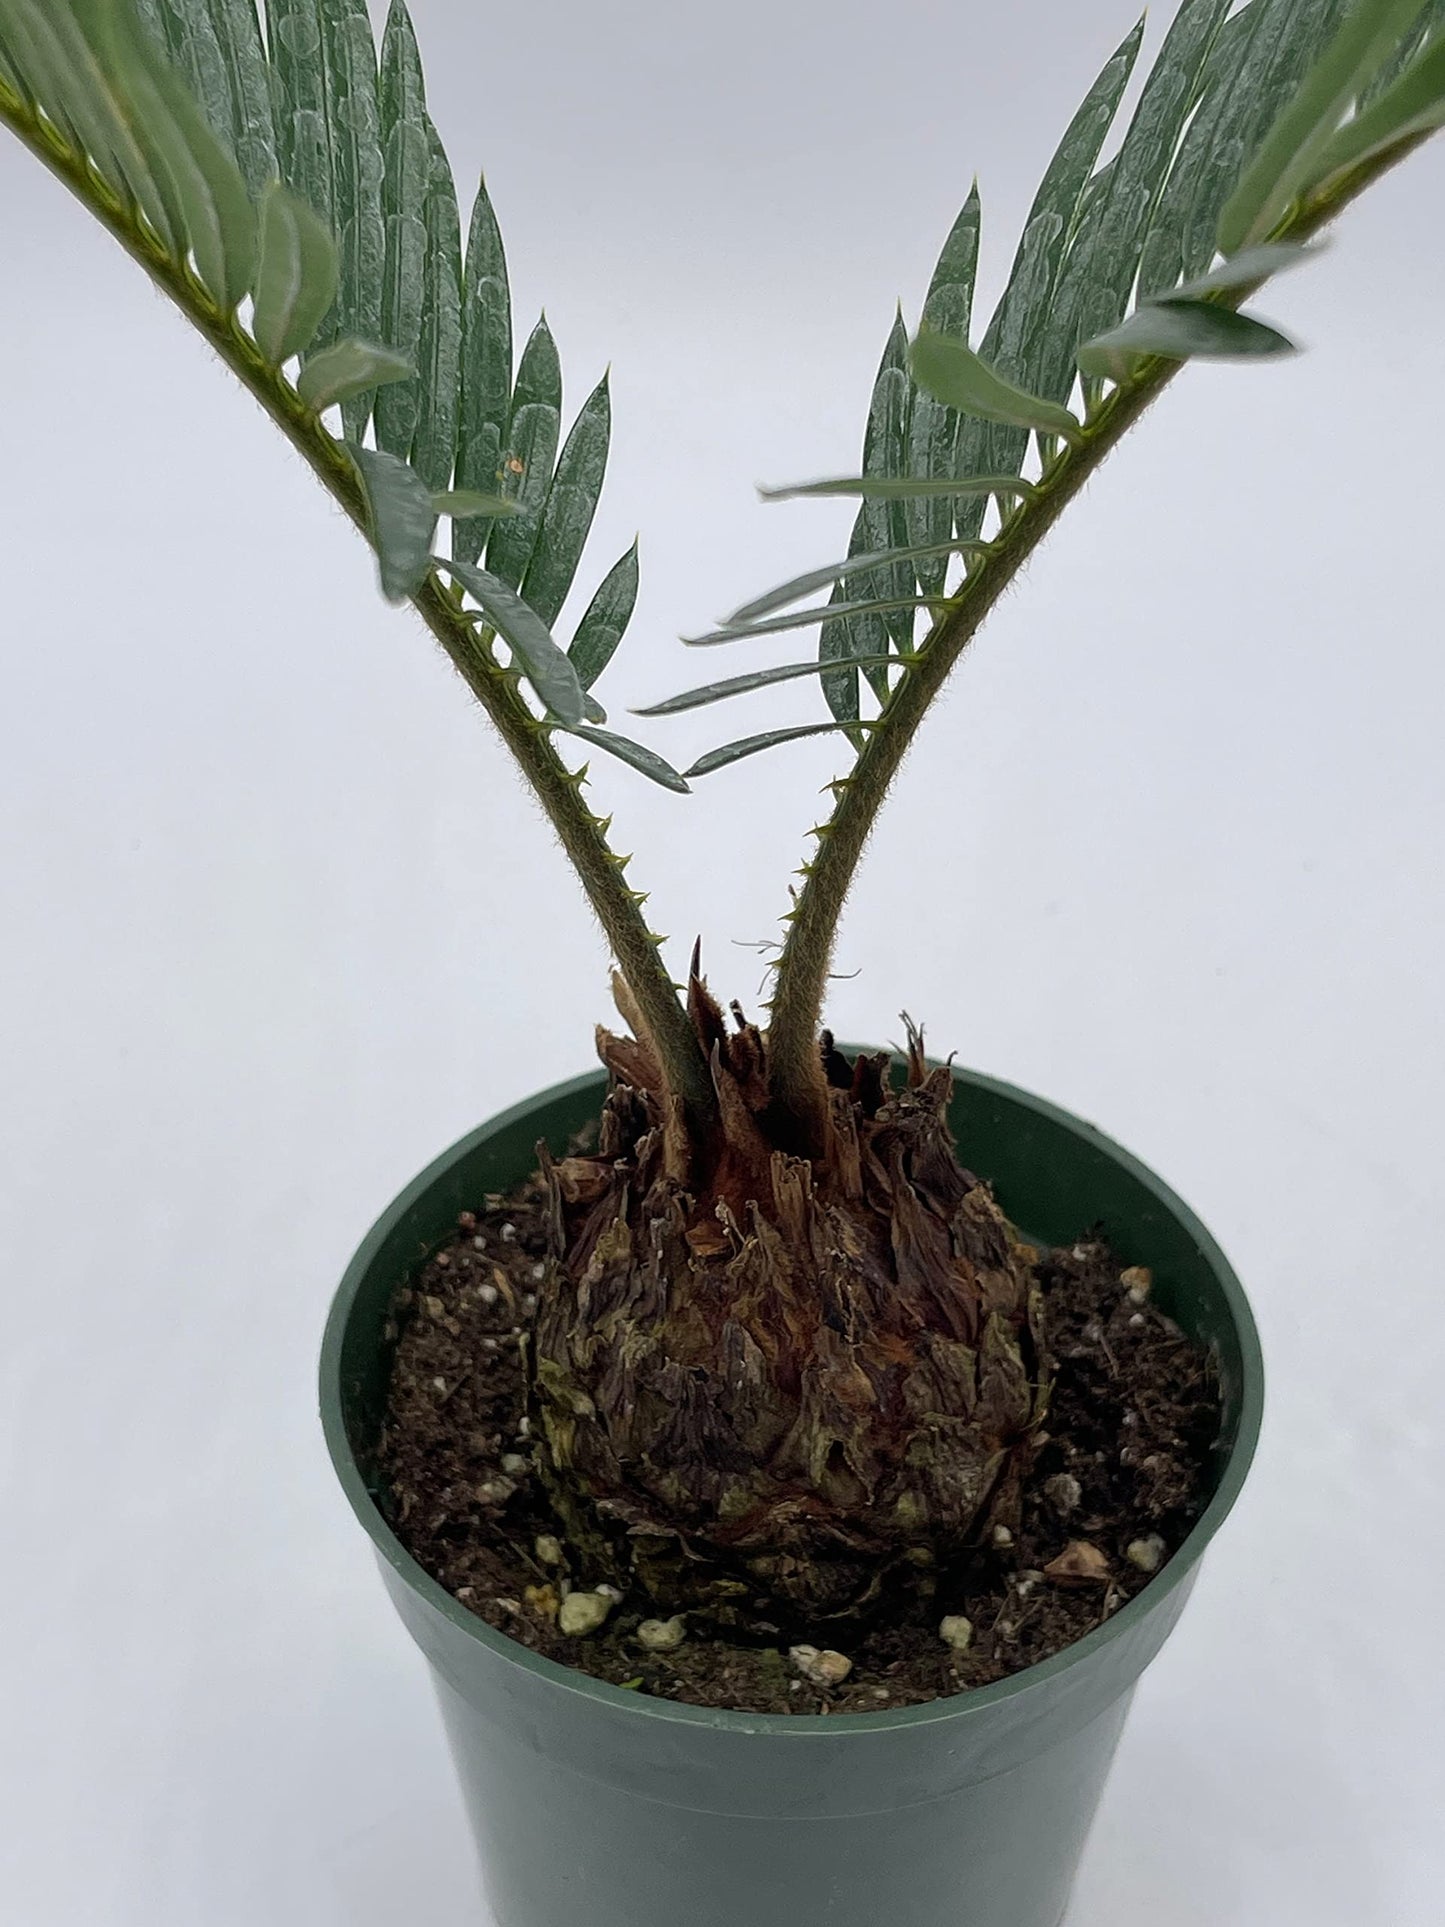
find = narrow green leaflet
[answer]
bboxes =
[1078,298,1295,379]
[100,0,256,310]
[1218,0,1428,251]
[824,329,907,719]
[482,403,559,588]
[687,595,941,648]
[818,579,867,728]
[859,314,915,662]
[409,120,462,490]
[378,1,425,164]
[760,474,1034,502]
[455,177,512,565]
[686,723,850,780]
[507,314,562,418]
[351,444,436,602]
[251,178,338,364]
[156,0,275,195]
[264,1,334,232]
[1169,239,1318,297]
[728,537,986,626]
[564,726,689,794]
[909,330,1083,440]
[568,541,639,690]
[1304,33,1445,189]
[1362,0,1445,104]
[318,0,384,439]
[521,372,610,627]
[432,489,514,517]
[485,316,561,589]
[374,0,429,459]
[146,2,224,125]
[205,0,276,192]
[0,0,178,247]
[636,655,904,718]
[297,337,414,411]
[906,184,981,590]
[437,558,586,727]
[920,183,982,343]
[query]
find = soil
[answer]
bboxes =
[374,1140,1222,1716]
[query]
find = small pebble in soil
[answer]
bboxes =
[534,1534,564,1566]
[478,1282,499,1306]
[475,1477,515,1506]
[1043,1472,1083,1516]
[523,1583,559,1621]
[1121,1265,1152,1305]
[789,1645,853,1688]
[596,1583,625,1604]
[939,1614,974,1653]
[1126,1533,1167,1573]
[558,1590,615,1637]
[991,1524,1014,1549]
[636,1616,687,1653]
[1044,1540,1111,1584]
[501,1453,529,1477]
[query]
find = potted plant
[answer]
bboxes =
[2,2,1439,1923]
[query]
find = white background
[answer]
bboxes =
[2,2,1442,1921]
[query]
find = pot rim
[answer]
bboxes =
[321,1059,1263,1739]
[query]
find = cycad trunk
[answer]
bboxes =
[531,977,1049,1634]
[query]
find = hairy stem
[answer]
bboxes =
[765,133,1431,1131]
[0,83,714,1120]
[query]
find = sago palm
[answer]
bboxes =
[2,0,1441,1633]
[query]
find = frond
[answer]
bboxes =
[674,0,1440,776]
[0,0,655,784]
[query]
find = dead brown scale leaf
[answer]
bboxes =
[375,1146,1223,1715]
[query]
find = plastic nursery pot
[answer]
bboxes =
[321,1060,1262,1927]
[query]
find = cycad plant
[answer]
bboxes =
[3,0,1441,1633]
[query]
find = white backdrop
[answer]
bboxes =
[2,3,1442,1921]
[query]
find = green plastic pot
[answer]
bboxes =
[321,1061,1262,1927]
